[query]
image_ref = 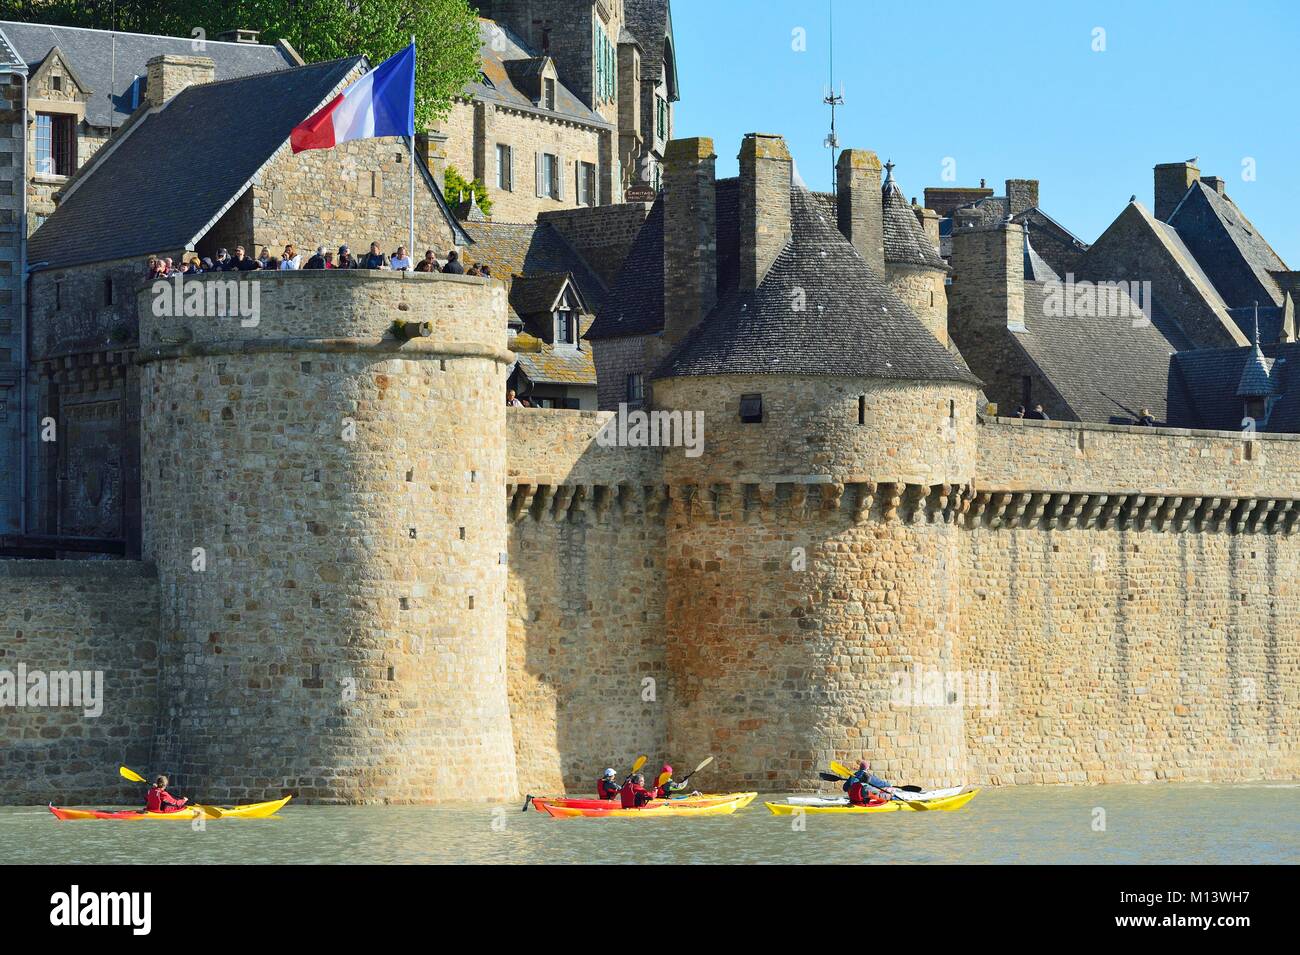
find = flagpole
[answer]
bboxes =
[409,36,416,261]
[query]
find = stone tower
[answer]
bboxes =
[653,134,982,790]
[137,271,519,803]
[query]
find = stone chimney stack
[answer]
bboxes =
[145,54,216,107]
[1154,160,1200,221]
[835,149,884,275]
[1202,175,1226,196]
[1006,178,1039,216]
[738,132,792,291]
[662,137,718,349]
[912,201,941,255]
[950,210,1024,333]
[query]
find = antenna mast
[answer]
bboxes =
[823,0,845,191]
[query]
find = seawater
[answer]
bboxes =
[6,783,1296,865]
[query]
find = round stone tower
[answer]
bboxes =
[137,270,518,803]
[881,162,952,346]
[654,135,980,790]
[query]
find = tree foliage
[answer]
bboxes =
[443,164,492,218]
[15,0,482,126]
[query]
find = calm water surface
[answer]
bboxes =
[6,783,1297,864]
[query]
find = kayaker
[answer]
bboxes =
[143,775,190,813]
[844,760,894,806]
[620,773,654,809]
[651,764,699,800]
[596,768,621,800]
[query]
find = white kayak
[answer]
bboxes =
[787,786,968,807]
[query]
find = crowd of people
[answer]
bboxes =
[146,243,492,277]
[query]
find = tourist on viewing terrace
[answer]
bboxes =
[391,246,413,271]
[441,249,464,274]
[258,247,275,268]
[364,242,388,270]
[478,263,492,278]
[147,256,164,278]
[214,248,231,269]
[227,246,259,271]
[323,251,336,269]
[415,249,438,272]
[507,389,524,408]
[1026,404,1050,420]
[337,245,356,269]
[304,246,328,269]
[1137,408,1156,426]
[279,244,302,270]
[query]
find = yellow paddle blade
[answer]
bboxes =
[631,754,647,774]
[830,760,854,779]
[119,766,147,784]
[656,771,671,787]
[692,756,714,775]
[194,804,223,819]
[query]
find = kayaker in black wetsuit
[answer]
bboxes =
[596,768,620,800]
[844,760,894,806]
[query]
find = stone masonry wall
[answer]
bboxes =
[0,560,160,804]
[138,271,519,804]
[505,407,665,792]
[438,99,606,223]
[539,201,650,286]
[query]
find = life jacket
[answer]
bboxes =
[597,778,620,800]
[145,787,188,813]
[620,781,652,809]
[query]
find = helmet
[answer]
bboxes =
[661,764,673,775]
[603,768,616,778]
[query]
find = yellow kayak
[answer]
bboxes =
[765,789,979,815]
[49,795,293,820]
[539,792,757,818]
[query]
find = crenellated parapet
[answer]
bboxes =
[964,489,1300,534]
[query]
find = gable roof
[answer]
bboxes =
[1022,229,1058,282]
[654,187,979,384]
[624,0,678,97]
[0,20,296,128]
[1168,180,1287,308]
[1008,281,1178,424]
[509,271,587,317]
[472,18,608,127]
[1169,342,1300,432]
[0,27,22,70]
[28,57,470,270]
[463,219,608,322]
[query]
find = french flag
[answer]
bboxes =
[291,44,416,153]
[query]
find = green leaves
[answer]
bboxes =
[32,0,482,127]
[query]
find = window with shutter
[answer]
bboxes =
[535,152,545,198]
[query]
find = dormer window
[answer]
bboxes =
[544,77,556,110]
[555,309,576,345]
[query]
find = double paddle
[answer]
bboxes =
[522,754,651,812]
[657,755,713,795]
[826,760,930,810]
[119,766,223,818]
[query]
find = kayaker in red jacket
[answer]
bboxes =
[620,773,654,809]
[845,760,893,806]
[597,768,620,800]
[144,775,190,813]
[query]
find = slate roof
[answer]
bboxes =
[28,57,471,270]
[463,219,608,322]
[1227,305,1288,346]
[509,272,579,316]
[1168,180,1288,308]
[510,333,597,386]
[0,26,23,70]
[1023,229,1058,282]
[1008,280,1178,424]
[1236,342,1277,397]
[1169,342,1300,432]
[882,177,946,269]
[0,21,296,128]
[654,187,979,384]
[472,19,607,127]
[624,0,678,96]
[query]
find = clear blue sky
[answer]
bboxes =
[672,0,1300,263]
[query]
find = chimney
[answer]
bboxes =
[1006,178,1039,216]
[912,200,941,255]
[1202,175,1226,196]
[738,132,792,291]
[835,149,883,275]
[950,210,1024,333]
[417,132,450,192]
[216,28,261,44]
[1154,160,1199,221]
[145,54,216,107]
[662,137,718,348]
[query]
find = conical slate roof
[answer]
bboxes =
[654,187,979,385]
[1237,317,1277,397]
[882,176,946,269]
